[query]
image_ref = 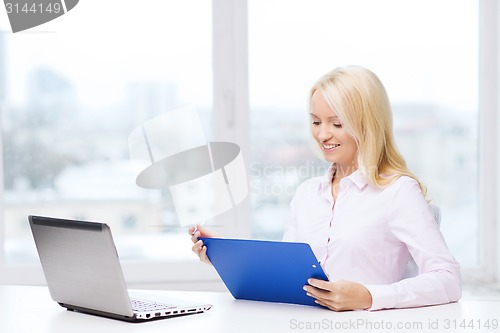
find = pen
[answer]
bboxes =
[191,220,207,235]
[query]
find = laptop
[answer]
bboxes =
[28,215,212,322]
[199,237,329,307]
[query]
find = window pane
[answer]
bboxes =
[1,0,212,263]
[249,0,478,266]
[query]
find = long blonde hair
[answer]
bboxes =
[310,65,426,195]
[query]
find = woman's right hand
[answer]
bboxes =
[188,224,218,265]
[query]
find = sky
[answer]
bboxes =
[248,0,478,112]
[1,0,478,112]
[0,0,213,108]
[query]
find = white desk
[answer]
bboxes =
[1,285,499,333]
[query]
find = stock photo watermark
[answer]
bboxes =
[249,160,329,197]
[3,0,79,33]
[289,318,499,331]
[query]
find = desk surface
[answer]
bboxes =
[1,285,499,333]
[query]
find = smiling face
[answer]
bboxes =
[310,90,358,173]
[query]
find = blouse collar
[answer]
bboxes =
[319,164,369,191]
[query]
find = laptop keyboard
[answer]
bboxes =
[130,298,176,312]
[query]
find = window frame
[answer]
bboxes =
[469,0,499,284]
[0,0,498,287]
[0,0,250,288]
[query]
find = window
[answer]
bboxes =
[0,1,213,269]
[248,0,480,268]
[1,0,497,286]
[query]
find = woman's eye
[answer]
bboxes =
[333,123,343,128]
[312,121,321,126]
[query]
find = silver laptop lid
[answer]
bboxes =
[29,215,134,317]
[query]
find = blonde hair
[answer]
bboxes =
[310,65,426,196]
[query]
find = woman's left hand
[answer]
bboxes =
[304,279,373,311]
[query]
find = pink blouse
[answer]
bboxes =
[283,166,461,310]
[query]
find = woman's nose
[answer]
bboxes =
[317,124,332,141]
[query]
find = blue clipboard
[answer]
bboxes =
[200,238,329,307]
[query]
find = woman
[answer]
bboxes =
[190,65,461,311]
